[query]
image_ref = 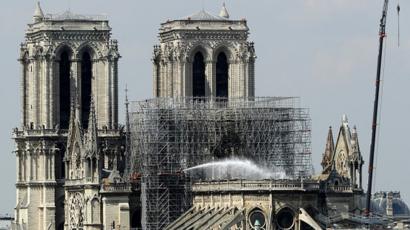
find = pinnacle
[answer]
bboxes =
[219,2,230,19]
[33,2,44,22]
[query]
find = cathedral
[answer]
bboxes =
[13,3,127,229]
[12,2,408,230]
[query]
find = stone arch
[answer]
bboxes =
[188,46,208,98]
[54,43,74,60]
[248,207,267,230]
[215,51,229,98]
[54,44,74,129]
[76,43,98,60]
[77,45,95,129]
[275,206,296,230]
[187,44,210,63]
[212,44,234,62]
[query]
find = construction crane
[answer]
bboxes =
[365,0,389,216]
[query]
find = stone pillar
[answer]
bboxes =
[206,60,215,97]
[44,150,48,180]
[167,60,174,97]
[52,150,56,180]
[48,60,54,128]
[22,152,26,182]
[28,149,32,181]
[177,61,184,97]
[20,60,27,127]
[153,61,159,97]
[54,60,60,128]
[112,59,119,128]
[71,59,80,119]
[32,58,39,126]
[248,59,255,98]
[185,61,192,97]
[106,60,112,129]
[16,152,20,182]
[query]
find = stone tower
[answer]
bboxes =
[152,4,256,98]
[13,3,126,229]
[320,115,364,190]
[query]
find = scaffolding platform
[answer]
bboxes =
[129,97,312,229]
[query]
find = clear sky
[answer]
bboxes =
[1,0,410,214]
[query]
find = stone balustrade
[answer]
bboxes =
[192,179,321,193]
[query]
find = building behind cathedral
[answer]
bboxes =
[11,2,410,230]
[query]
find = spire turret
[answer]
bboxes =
[33,2,44,23]
[321,126,335,172]
[85,98,98,157]
[219,2,230,19]
[124,85,133,177]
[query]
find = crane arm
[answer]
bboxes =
[365,0,389,216]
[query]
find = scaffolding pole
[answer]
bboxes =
[129,97,312,229]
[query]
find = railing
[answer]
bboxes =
[100,183,131,193]
[44,12,107,21]
[12,128,65,137]
[325,185,353,193]
[12,127,122,138]
[192,179,320,192]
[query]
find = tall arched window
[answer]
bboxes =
[192,52,206,97]
[59,51,71,129]
[81,52,92,129]
[216,52,229,98]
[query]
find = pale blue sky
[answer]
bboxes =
[1,0,410,214]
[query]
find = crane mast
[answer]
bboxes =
[366,0,389,216]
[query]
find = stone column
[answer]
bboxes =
[28,149,32,181]
[167,61,174,97]
[107,59,112,129]
[32,58,39,126]
[16,152,20,182]
[205,60,215,97]
[54,61,60,127]
[22,153,26,182]
[182,61,189,97]
[71,59,80,119]
[84,160,89,181]
[112,59,119,128]
[228,61,235,99]
[43,58,49,128]
[248,59,255,98]
[49,60,55,129]
[237,60,248,97]
[51,150,55,180]
[177,61,183,97]
[153,61,159,97]
[160,62,165,97]
[185,61,192,97]
[20,60,27,127]
[43,150,47,180]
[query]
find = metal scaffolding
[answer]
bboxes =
[129,97,312,229]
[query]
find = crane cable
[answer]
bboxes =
[397,1,401,47]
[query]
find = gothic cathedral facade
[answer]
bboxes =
[152,7,256,98]
[13,3,129,229]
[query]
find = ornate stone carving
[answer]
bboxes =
[69,192,84,229]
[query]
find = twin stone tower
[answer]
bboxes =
[13,3,255,230]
